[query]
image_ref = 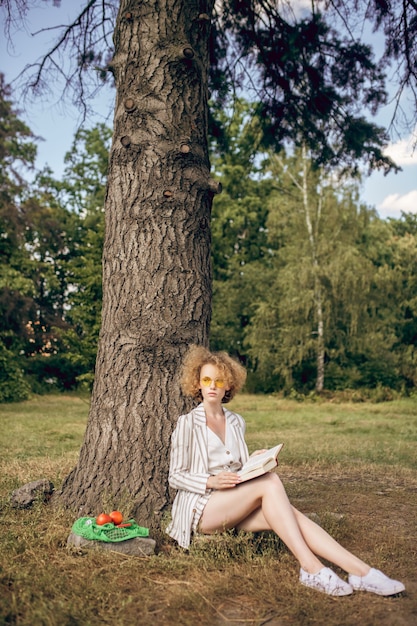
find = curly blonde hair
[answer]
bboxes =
[180,345,247,403]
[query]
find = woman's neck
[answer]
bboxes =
[203,400,224,420]
[204,401,226,443]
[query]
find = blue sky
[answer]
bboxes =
[1,1,416,220]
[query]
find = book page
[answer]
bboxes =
[238,444,284,476]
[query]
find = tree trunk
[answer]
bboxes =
[59,0,217,526]
[314,286,325,393]
[301,144,325,393]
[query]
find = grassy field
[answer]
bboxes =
[0,393,416,625]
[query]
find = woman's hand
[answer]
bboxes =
[250,449,267,457]
[207,471,241,490]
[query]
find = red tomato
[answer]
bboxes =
[96,513,112,525]
[109,510,123,525]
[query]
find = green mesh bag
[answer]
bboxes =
[72,517,149,542]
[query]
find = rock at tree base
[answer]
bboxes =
[67,532,156,556]
[11,479,54,508]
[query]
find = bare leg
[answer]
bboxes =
[199,473,369,576]
[292,508,369,576]
[239,502,369,576]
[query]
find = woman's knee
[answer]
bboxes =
[238,472,285,500]
[259,472,284,492]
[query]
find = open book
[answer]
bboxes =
[237,444,284,483]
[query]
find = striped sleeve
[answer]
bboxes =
[168,414,210,495]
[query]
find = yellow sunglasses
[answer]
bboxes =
[200,376,225,389]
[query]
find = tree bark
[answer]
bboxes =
[59,0,217,526]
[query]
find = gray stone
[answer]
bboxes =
[67,532,156,556]
[305,512,345,525]
[305,512,321,524]
[10,479,54,508]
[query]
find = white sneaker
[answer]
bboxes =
[349,568,405,596]
[300,567,353,596]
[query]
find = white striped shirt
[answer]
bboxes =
[166,403,249,548]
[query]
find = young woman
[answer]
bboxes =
[166,345,405,597]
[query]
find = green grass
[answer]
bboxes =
[1,394,416,626]
[0,394,89,457]
[0,394,90,495]
[230,395,417,469]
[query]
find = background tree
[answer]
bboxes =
[389,215,417,389]
[244,151,389,393]
[213,0,397,173]
[269,145,329,392]
[210,100,272,361]
[19,172,85,391]
[58,125,111,388]
[353,213,417,391]
[327,0,417,135]
[0,73,38,401]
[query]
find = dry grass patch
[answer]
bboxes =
[1,394,416,625]
[1,472,416,625]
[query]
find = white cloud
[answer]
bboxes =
[378,190,417,218]
[384,134,417,166]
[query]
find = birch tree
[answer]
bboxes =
[271,146,327,392]
[246,149,378,393]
